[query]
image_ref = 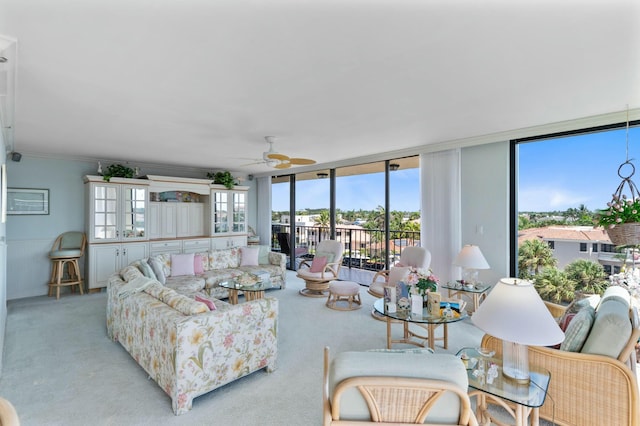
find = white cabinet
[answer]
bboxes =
[182,238,210,253]
[147,202,161,239]
[211,236,247,250]
[211,186,248,236]
[160,203,178,238]
[150,240,182,255]
[84,176,149,243]
[87,242,149,289]
[177,203,205,237]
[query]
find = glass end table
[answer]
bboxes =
[440,282,491,314]
[456,347,550,426]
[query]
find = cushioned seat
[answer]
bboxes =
[48,231,86,300]
[326,281,361,311]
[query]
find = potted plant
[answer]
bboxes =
[207,171,235,189]
[102,164,135,182]
[596,193,640,246]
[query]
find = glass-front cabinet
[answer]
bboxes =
[211,185,247,236]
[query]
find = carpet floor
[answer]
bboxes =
[1,271,552,425]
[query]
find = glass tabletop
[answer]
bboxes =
[218,277,275,292]
[456,347,550,408]
[373,298,468,324]
[440,281,490,293]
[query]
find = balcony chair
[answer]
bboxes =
[297,240,343,297]
[277,232,309,269]
[368,246,431,320]
[323,346,478,426]
[48,231,86,300]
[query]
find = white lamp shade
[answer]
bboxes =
[472,278,565,346]
[453,245,490,269]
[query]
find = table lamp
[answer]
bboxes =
[453,244,490,285]
[472,278,565,383]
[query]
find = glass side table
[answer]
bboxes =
[440,282,490,314]
[456,347,550,426]
[219,278,275,305]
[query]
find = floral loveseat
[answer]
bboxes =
[107,265,279,415]
[131,245,286,299]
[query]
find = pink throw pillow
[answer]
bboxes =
[195,295,216,311]
[170,253,195,277]
[240,246,260,266]
[310,256,328,273]
[194,254,204,274]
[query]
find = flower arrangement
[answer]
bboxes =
[405,267,439,296]
[596,194,640,228]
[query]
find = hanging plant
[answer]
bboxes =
[102,164,135,182]
[207,171,235,189]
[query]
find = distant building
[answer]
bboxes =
[518,225,623,274]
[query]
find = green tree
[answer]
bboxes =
[533,267,576,304]
[518,239,557,278]
[564,259,608,295]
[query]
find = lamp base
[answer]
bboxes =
[502,341,530,384]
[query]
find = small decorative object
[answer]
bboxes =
[397,297,410,311]
[427,291,441,316]
[207,171,235,189]
[101,163,136,181]
[442,302,454,318]
[410,294,423,315]
[460,351,469,368]
[236,273,258,287]
[383,285,396,304]
[386,302,397,313]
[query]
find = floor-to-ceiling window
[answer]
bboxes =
[512,121,640,288]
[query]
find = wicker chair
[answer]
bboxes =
[323,347,478,425]
[368,246,431,299]
[0,397,19,426]
[480,298,640,426]
[297,240,343,297]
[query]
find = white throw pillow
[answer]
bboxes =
[240,246,260,266]
[170,253,195,277]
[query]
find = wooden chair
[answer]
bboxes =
[323,347,478,425]
[297,240,343,297]
[48,231,86,299]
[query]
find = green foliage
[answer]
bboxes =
[563,259,608,295]
[597,194,640,227]
[102,164,135,181]
[533,267,576,304]
[207,171,235,189]
[518,239,557,279]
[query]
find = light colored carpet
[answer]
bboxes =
[0,271,540,425]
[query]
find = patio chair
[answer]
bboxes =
[277,232,309,268]
[297,240,343,297]
[323,346,478,425]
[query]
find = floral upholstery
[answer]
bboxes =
[107,273,279,415]
[164,275,206,294]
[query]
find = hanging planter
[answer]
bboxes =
[597,160,640,247]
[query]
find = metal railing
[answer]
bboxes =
[271,224,420,271]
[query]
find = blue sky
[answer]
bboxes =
[272,124,640,213]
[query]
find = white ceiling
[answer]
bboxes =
[0,0,639,177]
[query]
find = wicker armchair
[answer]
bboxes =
[480,297,640,426]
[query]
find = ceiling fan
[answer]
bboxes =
[257,136,316,169]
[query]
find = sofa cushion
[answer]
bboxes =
[258,245,271,265]
[171,253,195,277]
[195,294,216,311]
[148,257,166,284]
[581,296,632,358]
[316,251,335,263]
[137,260,158,280]
[165,276,206,294]
[194,254,205,274]
[240,246,260,266]
[209,248,240,270]
[121,265,143,282]
[560,305,595,352]
[329,351,467,423]
[143,283,208,315]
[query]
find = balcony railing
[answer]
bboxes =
[271,224,420,272]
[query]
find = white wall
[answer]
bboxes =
[5,157,257,300]
[460,141,510,286]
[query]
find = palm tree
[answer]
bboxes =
[564,259,608,295]
[533,267,576,304]
[313,210,331,240]
[518,239,557,278]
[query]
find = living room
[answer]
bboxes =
[0,1,639,424]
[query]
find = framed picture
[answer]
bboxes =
[7,188,49,215]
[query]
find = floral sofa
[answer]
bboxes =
[107,266,279,415]
[130,245,286,299]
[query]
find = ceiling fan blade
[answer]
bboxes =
[267,153,289,161]
[274,162,291,169]
[289,158,316,165]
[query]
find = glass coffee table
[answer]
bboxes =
[456,347,550,426]
[219,277,275,305]
[373,298,467,350]
[440,281,490,314]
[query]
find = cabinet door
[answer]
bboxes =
[88,244,120,289]
[121,242,149,265]
[189,203,204,236]
[91,183,119,242]
[176,203,190,237]
[121,185,148,240]
[147,202,161,239]
[160,203,177,238]
[211,191,229,234]
[231,191,246,233]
